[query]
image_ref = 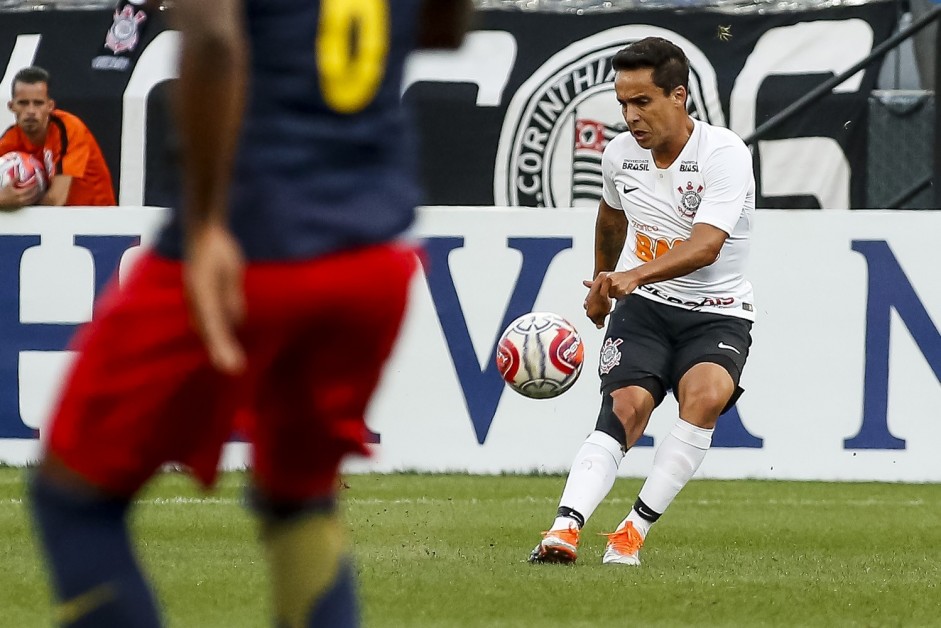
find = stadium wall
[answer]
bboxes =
[0,1,899,209]
[1,207,940,482]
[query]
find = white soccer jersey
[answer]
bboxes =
[601,118,756,321]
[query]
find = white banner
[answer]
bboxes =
[1,207,940,481]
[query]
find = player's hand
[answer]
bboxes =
[606,271,639,300]
[0,180,39,210]
[184,222,247,375]
[582,272,612,329]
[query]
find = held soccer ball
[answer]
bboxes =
[496,312,584,399]
[0,151,48,204]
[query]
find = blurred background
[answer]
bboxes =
[0,0,937,211]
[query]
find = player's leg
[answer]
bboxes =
[530,295,670,564]
[244,244,415,628]
[529,386,655,564]
[250,491,357,628]
[604,311,752,566]
[30,456,161,628]
[29,253,242,626]
[602,363,732,566]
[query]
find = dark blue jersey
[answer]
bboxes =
[156,0,422,260]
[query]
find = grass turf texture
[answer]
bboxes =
[2,470,940,627]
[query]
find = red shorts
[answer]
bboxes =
[46,244,417,501]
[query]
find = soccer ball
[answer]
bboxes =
[0,151,48,204]
[496,312,584,399]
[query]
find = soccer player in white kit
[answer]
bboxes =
[530,37,756,566]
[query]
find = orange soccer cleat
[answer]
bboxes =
[601,521,644,566]
[528,524,580,564]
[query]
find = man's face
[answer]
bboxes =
[614,68,686,153]
[8,81,54,140]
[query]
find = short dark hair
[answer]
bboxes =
[11,66,50,97]
[612,37,689,95]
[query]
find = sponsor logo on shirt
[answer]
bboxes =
[622,159,650,171]
[679,160,699,172]
[633,221,659,233]
[640,284,736,309]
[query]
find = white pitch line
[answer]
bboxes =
[0,496,929,508]
[0,497,243,507]
[687,498,926,507]
[344,496,929,507]
[146,497,241,506]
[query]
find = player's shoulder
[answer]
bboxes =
[51,109,90,135]
[695,120,752,173]
[696,120,749,153]
[0,124,21,148]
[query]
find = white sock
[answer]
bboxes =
[552,431,624,531]
[621,418,713,537]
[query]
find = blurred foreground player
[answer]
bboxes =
[29,1,470,627]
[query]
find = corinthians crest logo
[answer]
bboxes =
[678,181,705,217]
[495,26,725,208]
[105,4,148,54]
[598,338,624,376]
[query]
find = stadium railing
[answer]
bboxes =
[738,4,941,209]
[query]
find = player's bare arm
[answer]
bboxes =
[174,0,249,375]
[593,199,627,277]
[584,199,626,327]
[39,175,72,206]
[605,222,728,299]
[419,0,473,49]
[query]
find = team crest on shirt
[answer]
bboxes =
[598,338,624,375]
[677,182,704,218]
[494,26,724,208]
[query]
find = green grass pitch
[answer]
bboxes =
[2,468,940,626]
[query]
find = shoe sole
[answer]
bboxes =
[602,557,640,565]
[530,544,577,564]
[602,550,640,566]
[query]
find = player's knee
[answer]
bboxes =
[609,391,649,449]
[594,393,626,449]
[678,361,737,423]
[678,382,730,425]
[614,407,646,449]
